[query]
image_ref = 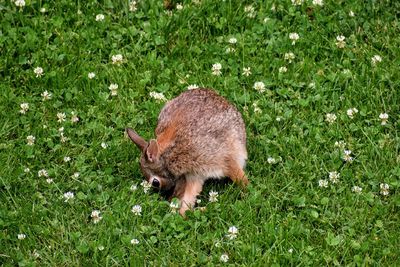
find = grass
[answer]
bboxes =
[1,0,399,265]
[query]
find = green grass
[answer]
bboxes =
[1,0,400,265]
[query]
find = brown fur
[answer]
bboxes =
[127,88,248,215]
[156,121,177,154]
[146,140,159,162]
[224,157,249,186]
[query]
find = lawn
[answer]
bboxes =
[1,0,399,265]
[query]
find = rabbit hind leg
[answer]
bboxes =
[225,157,249,186]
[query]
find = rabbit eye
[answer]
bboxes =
[150,176,161,188]
[152,178,160,188]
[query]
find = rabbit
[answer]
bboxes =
[126,88,248,216]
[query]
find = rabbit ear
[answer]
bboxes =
[146,139,159,162]
[126,128,148,152]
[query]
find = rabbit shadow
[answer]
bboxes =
[158,177,240,201]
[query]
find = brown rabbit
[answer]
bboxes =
[126,88,248,215]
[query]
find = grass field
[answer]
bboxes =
[1,0,400,265]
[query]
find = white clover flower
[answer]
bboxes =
[228,37,237,44]
[284,52,295,63]
[34,67,43,77]
[63,191,74,202]
[20,103,29,114]
[176,3,183,10]
[334,140,346,149]
[130,238,140,245]
[71,112,79,123]
[226,226,238,240]
[211,63,222,76]
[252,103,262,114]
[325,113,337,124]
[288,248,293,253]
[244,5,256,18]
[220,253,229,263]
[40,7,46,13]
[38,169,48,177]
[63,156,71,162]
[129,1,138,12]
[98,245,105,251]
[130,184,138,191]
[371,55,382,65]
[101,142,108,149]
[198,206,206,212]
[91,210,103,224]
[380,183,389,196]
[73,172,80,178]
[379,113,388,125]
[17,234,26,240]
[95,14,105,21]
[279,66,287,73]
[225,47,236,53]
[26,135,35,146]
[244,5,254,13]
[41,91,52,101]
[88,72,96,79]
[187,84,199,90]
[318,179,329,188]
[329,171,340,184]
[267,157,277,164]
[347,107,359,119]
[312,0,323,6]
[60,133,68,143]
[170,201,180,214]
[46,178,53,184]
[276,116,282,122]
[57,112,66,123]
[32,250,40,258]
[209,190,219,202]
[109,83,118,96]
[335,35,346,48]
[141,180,152,193]
[111,54,123,65]
[131,205,142,216]
[15,0,26,7]
[351,185,362,194]
[242,67,251,76]
[342,69,351,76]
[149,91,167,102]
[24,167,30,173]
[343,150,353,162]
[253,81,265,93]
[291,0,304,6]
[308,82,316,89]
[349,10,355,17]
[289,32,299,45]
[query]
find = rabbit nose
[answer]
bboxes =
[152,178,160,188]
